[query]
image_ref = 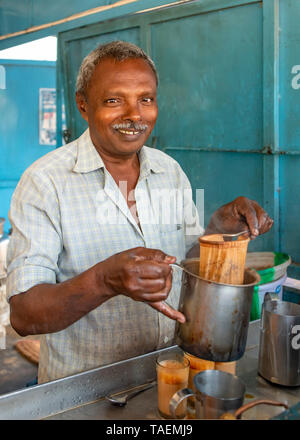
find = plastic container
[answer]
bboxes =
[245,252,291,320]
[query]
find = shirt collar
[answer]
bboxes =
[138,144,165,178]
[73,128,165,175]
[73,129,105,173]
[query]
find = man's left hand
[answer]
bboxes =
[205,196,273,240]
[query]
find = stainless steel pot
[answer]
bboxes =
[258,293,300,386]
[174,258,260,362]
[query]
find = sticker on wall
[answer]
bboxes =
[39,88,56,145]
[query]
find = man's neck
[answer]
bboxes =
[102,153,140,178]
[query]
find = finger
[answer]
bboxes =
[140,291,170,302]
[260,215,274,235]
[250,201,274,236]
[137,269,172,298]
[140,270,173,295]
[243,209,259,238]
[149,301,186,323]
[237,203,259,239]
[135,277,169,293]
[266,217,274,231]
[163,255,177,263]
[133,260,172,279]
[135,248,176,263]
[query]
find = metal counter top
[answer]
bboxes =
[0,320,299,420]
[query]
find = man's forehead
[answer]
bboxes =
[91,57,157,86]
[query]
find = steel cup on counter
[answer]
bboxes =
[156,350,189,419]
[258,293,300,386]
[170,369,246,419]
[169,369,288,420]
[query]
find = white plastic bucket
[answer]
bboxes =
[255,274,287,319]
[246,252,291,320]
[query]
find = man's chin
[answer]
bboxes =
[104,140,144,157]
[116,143,145,156]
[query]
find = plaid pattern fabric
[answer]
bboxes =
[6,129,203,383]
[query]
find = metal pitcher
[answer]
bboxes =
[174,258,260,362]
[258,293,300,386]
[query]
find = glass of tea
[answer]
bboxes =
[156,350,190,419]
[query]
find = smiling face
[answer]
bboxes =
[76,57,158,159]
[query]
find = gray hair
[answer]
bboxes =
[76,40,158,98]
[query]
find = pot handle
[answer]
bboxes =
[220,399,288,419]
[170,263,185,272]
[169,388,195,419]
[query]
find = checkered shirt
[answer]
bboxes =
[6,129,203,383]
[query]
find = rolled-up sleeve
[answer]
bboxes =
[6,169,62,300]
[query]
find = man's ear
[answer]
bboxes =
[76,93,88,122]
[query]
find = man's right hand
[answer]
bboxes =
[10,247,185,337]
[99,247,185,323]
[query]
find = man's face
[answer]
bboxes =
[76,57,158,158]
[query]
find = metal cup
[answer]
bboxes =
[170,369,246,419]
[258,293,300,386]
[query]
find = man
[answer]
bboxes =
[6,41,273,384]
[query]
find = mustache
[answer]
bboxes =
[112,122,149,132]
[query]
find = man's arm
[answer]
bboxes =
[10,263,107,336]
[9,247,185,337]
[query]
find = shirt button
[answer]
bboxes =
[164,336,169,344]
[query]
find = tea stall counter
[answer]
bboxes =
[0,321,299,420]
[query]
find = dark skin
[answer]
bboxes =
[187,196,274,258]
[10,58,273,336]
